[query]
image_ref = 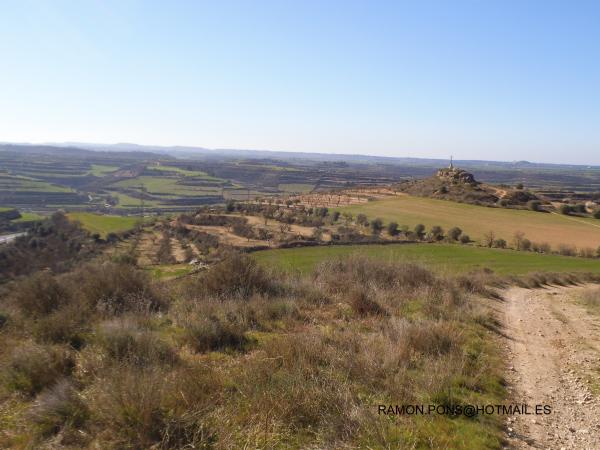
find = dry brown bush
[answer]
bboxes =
[94,318,177,366]
[199,253,278,299]
[2,342,74,396]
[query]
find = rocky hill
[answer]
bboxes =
[393,164,540,207]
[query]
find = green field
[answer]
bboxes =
[88,164,119,176]
[67,212,140,237]
[149,164,221,180]
[111,176,221,196]
[338,195,600,249]
[12,212,45,223]
[278,183,314,193]
[253,243,600,275]
[0,174,73,193]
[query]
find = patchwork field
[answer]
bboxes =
[67,212,140,237]
[253,243,600,275]
[338,195,600,249]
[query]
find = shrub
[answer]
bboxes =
[386,221,399,236]
[13,272,71,317]
[429,226,444,241]
[559,204,572,215]
[348,289,387,317]
[482,230,495,248]
[95,319,176,366]
[32,303,88,348]
[578,247,595,258]
[459,234,470,244]
[29,379,89,437]
[493,238,507,249]
[201,253,276,299]
[557,243,577,256]
[356,214,369,226]
[414,224,425,240]
[369,218,384,235]
[593,209,600,220]
[527,200,542,211]
[314,256,435,295]
[89,367,171,448]
[531,242,551,253]
[2,343,74,396]
[512,231,526,250]
[182,316,249,353]
[447,227,462,241]
[71,262,163,314]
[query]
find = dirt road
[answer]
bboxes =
[504,286,600,449]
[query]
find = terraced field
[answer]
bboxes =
[338,195,600,249]
[253,243,600,275]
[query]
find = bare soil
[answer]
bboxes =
[186,224,273,248]
[503,285,600,449]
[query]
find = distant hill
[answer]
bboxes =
[18,141,600,170]
[394,165,540,207]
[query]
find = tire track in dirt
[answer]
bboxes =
[504,285,600,449]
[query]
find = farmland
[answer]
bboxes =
[66,212,141,237]
[253,243,600,275]
[338,195,600,249]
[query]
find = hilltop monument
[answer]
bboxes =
[436,157,476,184]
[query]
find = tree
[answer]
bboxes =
[414,224,426,240]
[521,238,532,251]
[332,211,341,222]
[429,225,444,241]
[559,204,572,215]
[512,231,526,250]
[370,218,384,235]
[315,207,329,218]
[387,221,399,236]
[447,227,462,241]
[593,209,600,220]
[356,214,369,227]
[527,200,541,212]
[516,183,524,190]
[459,234,471,244]
[493,238,507,248]
[225,200,235,212]
[482,230,495,248]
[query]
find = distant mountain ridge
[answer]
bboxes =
[2,141,599,170]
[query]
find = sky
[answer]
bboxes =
[0,0,599,164]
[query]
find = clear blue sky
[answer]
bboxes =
[1,0,599,164]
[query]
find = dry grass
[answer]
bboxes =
[0,254,507,449]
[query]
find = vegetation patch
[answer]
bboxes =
[338,195,600,248]
[67,212,140,238]
[253,243,600,275]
